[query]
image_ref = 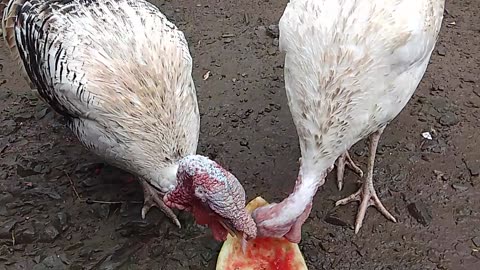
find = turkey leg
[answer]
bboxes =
[140,180,181,228]
[335,151,364,190]
[335,126,396,233]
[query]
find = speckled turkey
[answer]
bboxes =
[0,0,256,242]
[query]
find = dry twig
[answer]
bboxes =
[65,171,81,200]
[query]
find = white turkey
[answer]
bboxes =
[252,0,445,242]
[1,0,256,242]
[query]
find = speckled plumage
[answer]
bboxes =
[1,0,199,193]
[282,0,445,180]
[253,0,445,241]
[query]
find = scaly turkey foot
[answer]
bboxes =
[335,127,396,233]
[335,126,397,233]
[335,151,364,190]
[140,180,181,228]
[335,182,396,233]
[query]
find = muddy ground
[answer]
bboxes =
[1,0,479,269]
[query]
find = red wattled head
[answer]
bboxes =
[164,155,257,241]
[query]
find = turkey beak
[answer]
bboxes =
[218,219,248,253]
[240,233,248,254]
[218,219,240,238]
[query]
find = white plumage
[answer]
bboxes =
[252,0,445,241]
[1,0,199,227]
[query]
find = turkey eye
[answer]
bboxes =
[195,187,206,200]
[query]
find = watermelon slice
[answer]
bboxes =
[216,197,308,270]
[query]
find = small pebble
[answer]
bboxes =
[438,112,459,127]
[464,158,480,176]
[451,183,468,192]
[266,24,279,38]
[324,212,350,227]
[472,236,480,247]
[407,201,432,226]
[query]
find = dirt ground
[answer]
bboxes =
[1,0,479,269]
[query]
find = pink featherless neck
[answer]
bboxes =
[252,164,328,242]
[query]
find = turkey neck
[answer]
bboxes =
[278,158,331,223]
